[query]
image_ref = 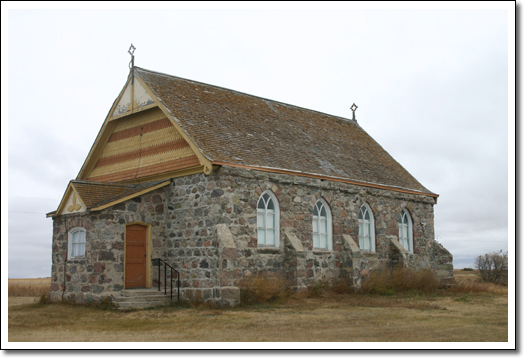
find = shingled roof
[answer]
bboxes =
[46,180,171,217]
[73,180,169,209]
[135,67,434,196]
[72,181,137,208]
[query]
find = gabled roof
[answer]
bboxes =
[47,180,170,217]
[135,67,436,196]
[72,181,136,208]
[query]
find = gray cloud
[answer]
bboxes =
[6,7,511,276]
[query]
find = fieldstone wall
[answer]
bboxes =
[49,188,168,303]
[163,175,221,304]
[164,166,453,298]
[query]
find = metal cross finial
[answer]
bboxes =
[128,44,136,69]
[350,103,358,120]
[128,44,136,83]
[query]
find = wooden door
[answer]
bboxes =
[125,224,147,288]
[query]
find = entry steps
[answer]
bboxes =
[113,288,174,309]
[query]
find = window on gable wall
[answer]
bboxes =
[257,191,280,246]
[68,227,86,260]
[312,199,332,250]
[399,209,413,253]
[358,204,375,252]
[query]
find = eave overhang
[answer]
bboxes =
[212,161,439,203]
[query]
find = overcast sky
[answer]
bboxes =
[3,3,514,279]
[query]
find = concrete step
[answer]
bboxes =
[121,288,167,297]
[114,295,169,303]
[114,288,178,309]
[120,287,177,297]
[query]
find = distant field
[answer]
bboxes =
[8,277,51,297]
[9,277,51,284]
[453,269,479,275]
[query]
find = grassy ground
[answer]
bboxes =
[7,272,508,342]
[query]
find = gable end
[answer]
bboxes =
[84,108,200,183]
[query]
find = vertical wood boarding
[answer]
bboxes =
[125,224,148,288]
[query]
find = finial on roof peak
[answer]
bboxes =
[350,103,358,121]
[128,44,136,83]
[128,44,136,68]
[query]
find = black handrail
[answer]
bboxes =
[152,258,180,302]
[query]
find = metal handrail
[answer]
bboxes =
[152,258,180,302]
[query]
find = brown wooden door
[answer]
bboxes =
[125,224,147,288]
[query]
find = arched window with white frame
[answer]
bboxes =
[68,227,86,260]
[399,209,413,253]
[312,199,332,250]
[257,191,280,246]
[358,203,375,252]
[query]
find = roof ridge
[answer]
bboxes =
[135,66,358,126]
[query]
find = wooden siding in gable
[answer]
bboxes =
[86,108,199,183]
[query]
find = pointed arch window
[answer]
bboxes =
[399,209,413,253]
[358,204,375,252]
[68,227,86,260]
[312,199,332,250]
[257,191,280,246]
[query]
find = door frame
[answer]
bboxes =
[123,222,151,289]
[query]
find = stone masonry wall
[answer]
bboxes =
[164,166,453,298]
[49,166,453,304]
[49,187,168,303]
[163,174,222,303]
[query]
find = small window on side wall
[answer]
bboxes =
[68,227,86,260]
[358,204,375,252]
[257,191,280,246]
[399,209,413,253]
[312,199,332,250]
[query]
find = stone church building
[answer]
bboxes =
[47,65,454,306]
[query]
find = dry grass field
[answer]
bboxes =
[8,277,51,297]
[7,271,508,342]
